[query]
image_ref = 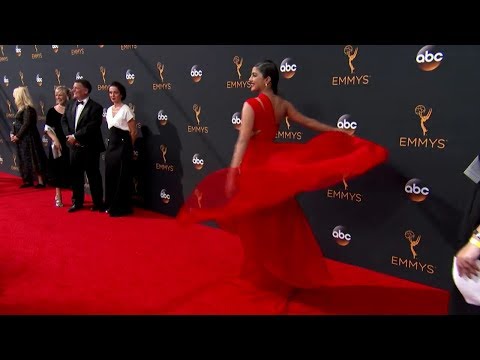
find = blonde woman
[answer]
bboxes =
[44,86,72,207]
[10,86,47,188]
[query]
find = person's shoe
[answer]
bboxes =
[108,209,133,217]
[19,183,33,188]
[68,204,84,213]
[55,195,63,208]
[34,183,46,188]
[90,204,107,212]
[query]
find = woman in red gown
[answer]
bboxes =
[178,60,388,307]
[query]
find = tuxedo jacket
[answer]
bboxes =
[61,98,105,153]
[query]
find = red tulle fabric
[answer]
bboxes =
[177,93,388,289]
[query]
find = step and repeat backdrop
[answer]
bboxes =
[0,44,478,290]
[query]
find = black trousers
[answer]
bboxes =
[70,145,104,207]
[104,127,133,215]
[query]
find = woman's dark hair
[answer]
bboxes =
[254,60,279,94]
[109,81,127,101]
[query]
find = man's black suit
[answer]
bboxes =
[61,98,106,208]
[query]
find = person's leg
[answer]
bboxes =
[85,150,104,210]
[69,148,85,208]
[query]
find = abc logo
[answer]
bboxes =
[158,110,168,126]
[4,76,9,86]
[280,58,297,79]
[231,112,241,130]
[160,189,171,204]
[332,225,352,246]
[190,65,203,83]
[405,178,430,202]
[15,45,21,56]
[192,153,204,170]
[102,108,107,118]
[36,74,43,86]
[125,69,135,85]
[337,114,357,135]
[416,45,443,72]
[75,72,83,80]
[52,45,59,53]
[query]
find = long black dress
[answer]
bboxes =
[45,107,71,188]
[12,106,47,185]
[104,105,134,216]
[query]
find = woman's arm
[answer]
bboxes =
[285,100,340,132]
[15,106,35,140]
[128,118,138,145]
[229,101,255,168]
[225,101,255,197]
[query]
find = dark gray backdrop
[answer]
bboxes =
[1,44,477,290]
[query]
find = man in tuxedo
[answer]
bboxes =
[61,79,106,212]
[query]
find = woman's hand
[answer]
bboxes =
[251,129,261,138]
[456,242,480,278]
[53,140,62,152]
[225,168,240,199]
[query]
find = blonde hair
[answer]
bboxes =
[13,86,34,112]
[54,85,72,104]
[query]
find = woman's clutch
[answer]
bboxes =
[52,143,62,159]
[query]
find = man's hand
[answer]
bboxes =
[66,135,77,146]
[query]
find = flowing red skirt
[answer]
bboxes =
[178,131,388,288]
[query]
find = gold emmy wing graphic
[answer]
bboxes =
[13,154,17,167]
[160,145,167,163]
[233,56,243,79]
[194,189,203,208]
[6,99,12,113]
[34,45,38,53]
[55,69,61,85]
[39,101,45,116]
[157,62,164,82]
[0,45,4,56]
[100,66,106,84]
[405,230,421,259]
[344,45,358,74]
[342,177,348,191]
[19,71,24,85]
[415,105,432,136]
[193,104,201,125]
[285,116,291,130]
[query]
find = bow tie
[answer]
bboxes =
[77,100,84,106]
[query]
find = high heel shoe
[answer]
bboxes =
[55,195,63,208]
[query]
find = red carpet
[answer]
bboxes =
[0,172,449,314]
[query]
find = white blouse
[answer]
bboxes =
[106,104,134,131]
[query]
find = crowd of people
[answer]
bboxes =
[11,79,137,217]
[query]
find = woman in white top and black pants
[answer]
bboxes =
[104,81,137,217]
